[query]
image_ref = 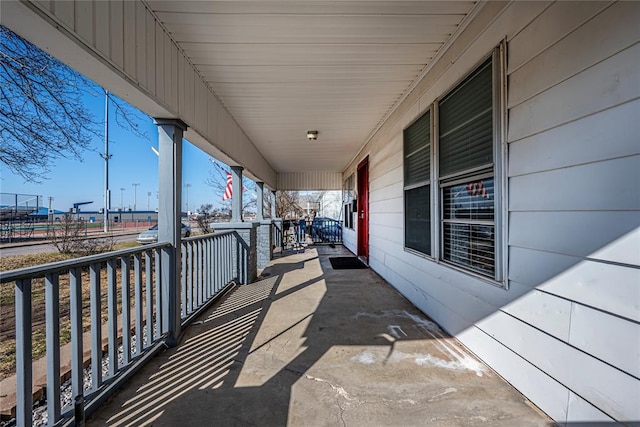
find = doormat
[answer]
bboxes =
[329,257,368,270]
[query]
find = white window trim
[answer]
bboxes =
[402,42,508,288]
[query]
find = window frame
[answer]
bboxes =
[403,107,433,258]
[343,174,355,230]
[402,42,507,287]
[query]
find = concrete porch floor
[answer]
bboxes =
[88,245,552,426]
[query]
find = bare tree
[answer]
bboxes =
[276,191,303,219]
[195,203,214,234]
[0,25,148,182]
[47,213,114,255]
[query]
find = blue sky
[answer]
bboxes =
[1,91,233,213]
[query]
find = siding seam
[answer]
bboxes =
[506,0,554,45]
[461,323,571,423]
[508,153,640,178]
[508,41,640,110]
[509,209,640,214]
[507,244,640,270]
[508,96,640,144]
[508,1,616,75]
[481,308,640,387]
[534,287,640,326]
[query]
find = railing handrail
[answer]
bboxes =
[181,229,235,243]
[0,230,240,283]
[0,242,171,283]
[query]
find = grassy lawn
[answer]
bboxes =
[0,241,142,380]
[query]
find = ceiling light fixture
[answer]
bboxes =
[307,130,318,141]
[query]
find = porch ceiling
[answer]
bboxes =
[146,1,477,174]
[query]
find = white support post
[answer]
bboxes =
[231,166,244,222]
[155,118,187,346]
[256,182,264,221]
[271,190,277,218]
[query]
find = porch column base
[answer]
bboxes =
[256,220,274,269]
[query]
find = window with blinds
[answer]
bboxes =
[404,110,431,255]
[402,46,502,282]
[439,57,495,277]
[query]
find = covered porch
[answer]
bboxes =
[88,245,549,426]
[1,0,638,424]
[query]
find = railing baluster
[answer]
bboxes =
[220,235,224,287]
[181,244,187,318]
[107,258,118,377]
[89,264,102,391]
[203,239,207,300]
[203,240,207,302]
[202,239,205,301]
[196,240,202,307]
[154,248,162,339]
[224,235,229,285]
[145,251,153,348]
[207,239,212,297]
[228,234,232,284]
[45,273,61,425]
[193,242,198,311]
[218,236,229,289]
[69,267,85,423]
[15,278,32,427]
[213,237,218,292]
[228,235,232,283]
[188,242,194,313]
[121,256,131,365]
[222,237,226,282]
[240,234,245,284]
[134,253,143,356]
[224,234,229,284]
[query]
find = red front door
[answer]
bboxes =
[357,157,369,262]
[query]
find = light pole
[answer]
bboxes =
[120,188,125,210]
[132,183,140,211]
[48,196,54,224]
[147,192,151,211]
[185,183,192,214]
[100,90,112,232]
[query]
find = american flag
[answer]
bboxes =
[465,180,489,199]
[222,172,233,201]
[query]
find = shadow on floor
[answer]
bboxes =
[88,246,552,427]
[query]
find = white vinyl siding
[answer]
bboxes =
[344,1,639,422]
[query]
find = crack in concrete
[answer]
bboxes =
[337,396,347,427]
[304,374,354,402]
[428,387,457,402]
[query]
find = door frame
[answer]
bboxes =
[357,156,369,262]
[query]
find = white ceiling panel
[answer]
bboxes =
[147,1,478,174]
